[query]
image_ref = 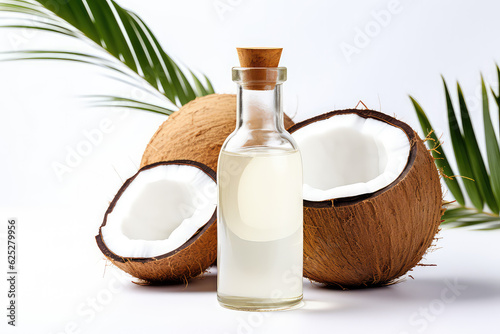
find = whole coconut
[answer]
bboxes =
[141,94,295,170]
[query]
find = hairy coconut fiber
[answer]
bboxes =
[141,94,295,170]
[288,110,443,288]
[96,161,217,284]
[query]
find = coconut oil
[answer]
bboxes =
[217,148,303,310]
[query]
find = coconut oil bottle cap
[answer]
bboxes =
[234,47,285,90]
[236,47,282,67]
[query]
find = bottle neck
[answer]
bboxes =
[236,84,284,132]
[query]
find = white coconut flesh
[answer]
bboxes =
[101,164,217,258]
[291,114,411,202]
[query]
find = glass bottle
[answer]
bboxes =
[217,53,303,311]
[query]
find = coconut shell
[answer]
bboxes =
[289,109,443,288]
[96,160,217,284]
[140,94,295,170]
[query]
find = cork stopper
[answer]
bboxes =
[236,47,283,90]
[237,47,282,67]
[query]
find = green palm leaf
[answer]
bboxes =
[85,95,175,115]
[409,96,465,205]
[481,76,500,210]
[457,83,498,213]
[0,0,214,110]
[494,65,500,139]
[444,79,483,211]
[441,205,500,229]
[411,70,500,229]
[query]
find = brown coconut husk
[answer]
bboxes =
[288,109,443,288]
[140,94,295,170]
[95,160,217,284]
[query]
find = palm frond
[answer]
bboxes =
[481,76,500,211]
[441,205,500,229]
[0,0,214,110]
[410,96,465,205]
[494,65,500,140]
[411,68,500,229]
[443,79,483,211]
[84,95,175,116]
[457,83,498,213]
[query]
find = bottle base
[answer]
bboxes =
[217,294,303,312]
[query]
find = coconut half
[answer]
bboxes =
[294,112,411,202]
[96,160,217,283]
[289,109,442,288]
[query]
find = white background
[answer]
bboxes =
[0,0,499,333]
